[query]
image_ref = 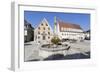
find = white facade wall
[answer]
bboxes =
[57,22,85,40]
[58,31,84,40]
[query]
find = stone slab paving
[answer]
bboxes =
[24,40,90,61]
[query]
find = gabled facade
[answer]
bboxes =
[34,18,53,44]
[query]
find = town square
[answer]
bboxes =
[24,11,90,62]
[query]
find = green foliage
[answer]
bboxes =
[51,36,60,45]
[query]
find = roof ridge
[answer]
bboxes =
[58,20,82,29]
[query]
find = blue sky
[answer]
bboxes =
[24,11,90,31]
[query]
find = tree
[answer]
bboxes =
[51,36,60,45]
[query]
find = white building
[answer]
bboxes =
[56,20,85,41]
[34,18,53,44]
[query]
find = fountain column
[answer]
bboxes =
[54,16,57,36]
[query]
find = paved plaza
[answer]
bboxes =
[24,40,90,62]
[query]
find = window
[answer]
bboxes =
[38,36,40,39]
[48,32,50,35]
[43,36,45,40]
[38,31,40,34]
[48,37,50,39]
[43,27,45,30]
[38,41,40,43]
[41,23,43,26]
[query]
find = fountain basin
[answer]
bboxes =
[39,46,70,59]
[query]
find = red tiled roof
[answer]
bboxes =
[58,21,82,31]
